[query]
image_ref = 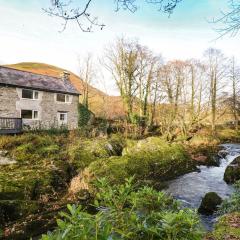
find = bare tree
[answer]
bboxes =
[148,56,164,126]
[104,37,139,121]
[45,0,182,31]
[78,53,96,109]
[136,45,159,126]
[229,56,240,129]
[185,59,208,127]
[204,48,228,132]
[155,61,186,137]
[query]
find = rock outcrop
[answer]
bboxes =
[198,192,223,215]
[224,156,240,184]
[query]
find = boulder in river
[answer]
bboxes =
[224,156,240,184]
[217,149,228,159]
[198,192,223,215]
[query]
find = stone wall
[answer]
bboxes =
[0,86,19,118]
[0,86,79,129]
[40,92,79,129]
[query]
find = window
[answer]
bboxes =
[34,91,39,99]
[21,110,32,119]
[33,111,38,119]
[66,95,70,102]
[57,112,68,125]
[22,89,39,99]
[56,93,70,103]
[60,113,66,121]
[56,93,66,102]
[21,110,39,120]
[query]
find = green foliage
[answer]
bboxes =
[207,212,240,240]
[29,125,69,135]
[129,113,146,126]
[41,178,204,240]
[219,181,240,214]
[78,104,93,126]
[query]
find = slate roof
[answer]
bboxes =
[0,66,80,95]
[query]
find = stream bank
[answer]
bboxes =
[166,143,240,230]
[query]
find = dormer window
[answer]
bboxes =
[22,89,39,100]
[56,93,70,103]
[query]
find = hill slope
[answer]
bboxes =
[6,62,125,119]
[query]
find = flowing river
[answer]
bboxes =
[166,143,240,230]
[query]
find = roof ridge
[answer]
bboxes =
[0,65,63,80]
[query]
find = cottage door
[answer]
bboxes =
[57,112,68,126]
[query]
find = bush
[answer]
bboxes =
[41,178,204,240]
[78,104,93,126]
[219,181,240,215]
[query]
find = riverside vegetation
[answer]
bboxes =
[0,126,239,239]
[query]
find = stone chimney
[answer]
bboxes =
[61,71,70,81]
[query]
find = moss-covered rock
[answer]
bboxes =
[89,137,195,184]
[68,134,126,170]
[206,212,240,240]
[224,156,240,184]
[198,192,222,215]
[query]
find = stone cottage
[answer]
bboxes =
[0,66,80,130]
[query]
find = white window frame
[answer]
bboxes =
[21,89,39,100]
[57,112,68,125]
[56,93,71,103]
[21,109,39,120]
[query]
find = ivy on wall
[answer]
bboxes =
[78,104,94,126]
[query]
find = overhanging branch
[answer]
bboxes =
[44,0,182,32]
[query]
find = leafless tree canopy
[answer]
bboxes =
[102,37,240,135]
[44,0,182,32]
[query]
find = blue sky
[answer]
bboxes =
[0,0,238,94]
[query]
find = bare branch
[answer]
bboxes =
[212,0,240,38]
[45,0,182,32]
[43,0,105,32]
